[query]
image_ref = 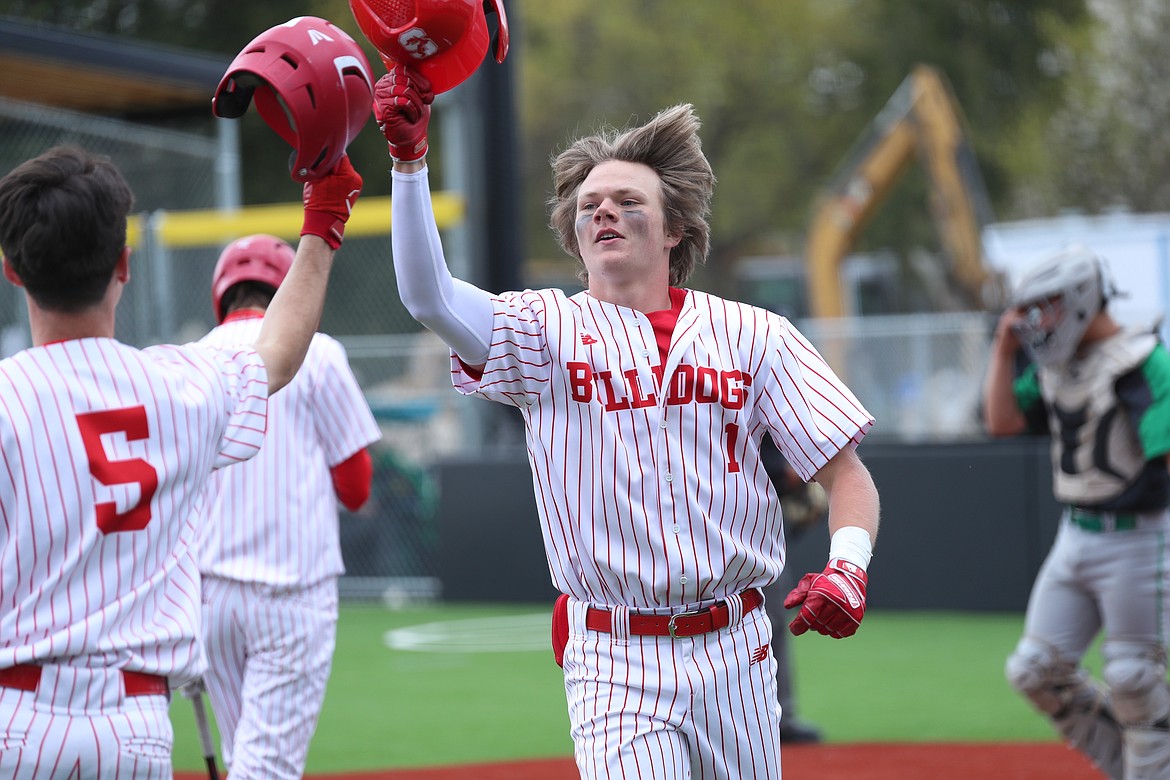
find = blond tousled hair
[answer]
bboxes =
[547,103,716,287]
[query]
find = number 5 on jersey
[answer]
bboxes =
[76,406,159,534]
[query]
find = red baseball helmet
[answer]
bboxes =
[213,16,375,183]
[211,234,296,323]
[348,0,509,94]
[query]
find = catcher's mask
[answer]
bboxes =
[213,17,374,183]
[211,234,295,323]
[348,0,509,94]
[1009,244,1116,367]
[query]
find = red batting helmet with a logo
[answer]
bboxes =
[348,0,509,94]
[211,234,295,323]
[213,16,374,182]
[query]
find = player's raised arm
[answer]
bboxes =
[374,64,495,369]
[982,307,1029,436]
[253,157,361,394]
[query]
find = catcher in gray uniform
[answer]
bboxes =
[983,245,1170,780]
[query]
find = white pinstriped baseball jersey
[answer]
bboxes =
[0,337,268,686]
[452,287,873,609]
[196,315,382,585]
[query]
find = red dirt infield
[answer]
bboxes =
[176,741,1105,779]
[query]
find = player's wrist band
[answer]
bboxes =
[829,525,873,571]
[301,211,344,249]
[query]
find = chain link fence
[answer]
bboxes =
[798,312,995,443]
[0,98,224,355]
[2,98,999,604]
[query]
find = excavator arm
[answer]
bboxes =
[806,64,1004,318]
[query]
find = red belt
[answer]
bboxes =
[586,588,764,638]
[0,664,169,697]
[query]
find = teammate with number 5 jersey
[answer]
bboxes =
[0,145,361,778]
[377,63,881,779]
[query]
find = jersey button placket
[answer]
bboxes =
[655,373,687,599]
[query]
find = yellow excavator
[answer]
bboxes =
[805,63,1006,319]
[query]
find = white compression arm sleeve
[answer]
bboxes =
[391,167,495,366]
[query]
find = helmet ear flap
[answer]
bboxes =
[210,78,255,119]
[486,0,509,63]
[340,65,376,146]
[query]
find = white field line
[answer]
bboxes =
[384,612,551,653]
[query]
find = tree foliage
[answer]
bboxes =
[11,0,1109,308]
[7,0,313,53]
[519,0,875,290]
[1025,0,1170,213]
[517,0,1089,299]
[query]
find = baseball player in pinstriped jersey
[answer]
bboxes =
[0,146,361,778]
[193,234,381,779]
[376,67,881,779]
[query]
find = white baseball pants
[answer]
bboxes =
[562,596,783,779]
[0,665,172,779]
[200,576,338,780]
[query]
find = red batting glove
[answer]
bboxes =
[301,155,362,250]
[373,65,435,163]
[784,558,868,638]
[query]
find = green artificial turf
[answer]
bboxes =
[171,605,1084,772]
[788,611,1076,743]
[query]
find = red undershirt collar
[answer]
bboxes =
[222,309,265,323]
[645,288,686,364]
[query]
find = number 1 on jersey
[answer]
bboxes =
[77,406,159,534]
[725,422,741,473]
